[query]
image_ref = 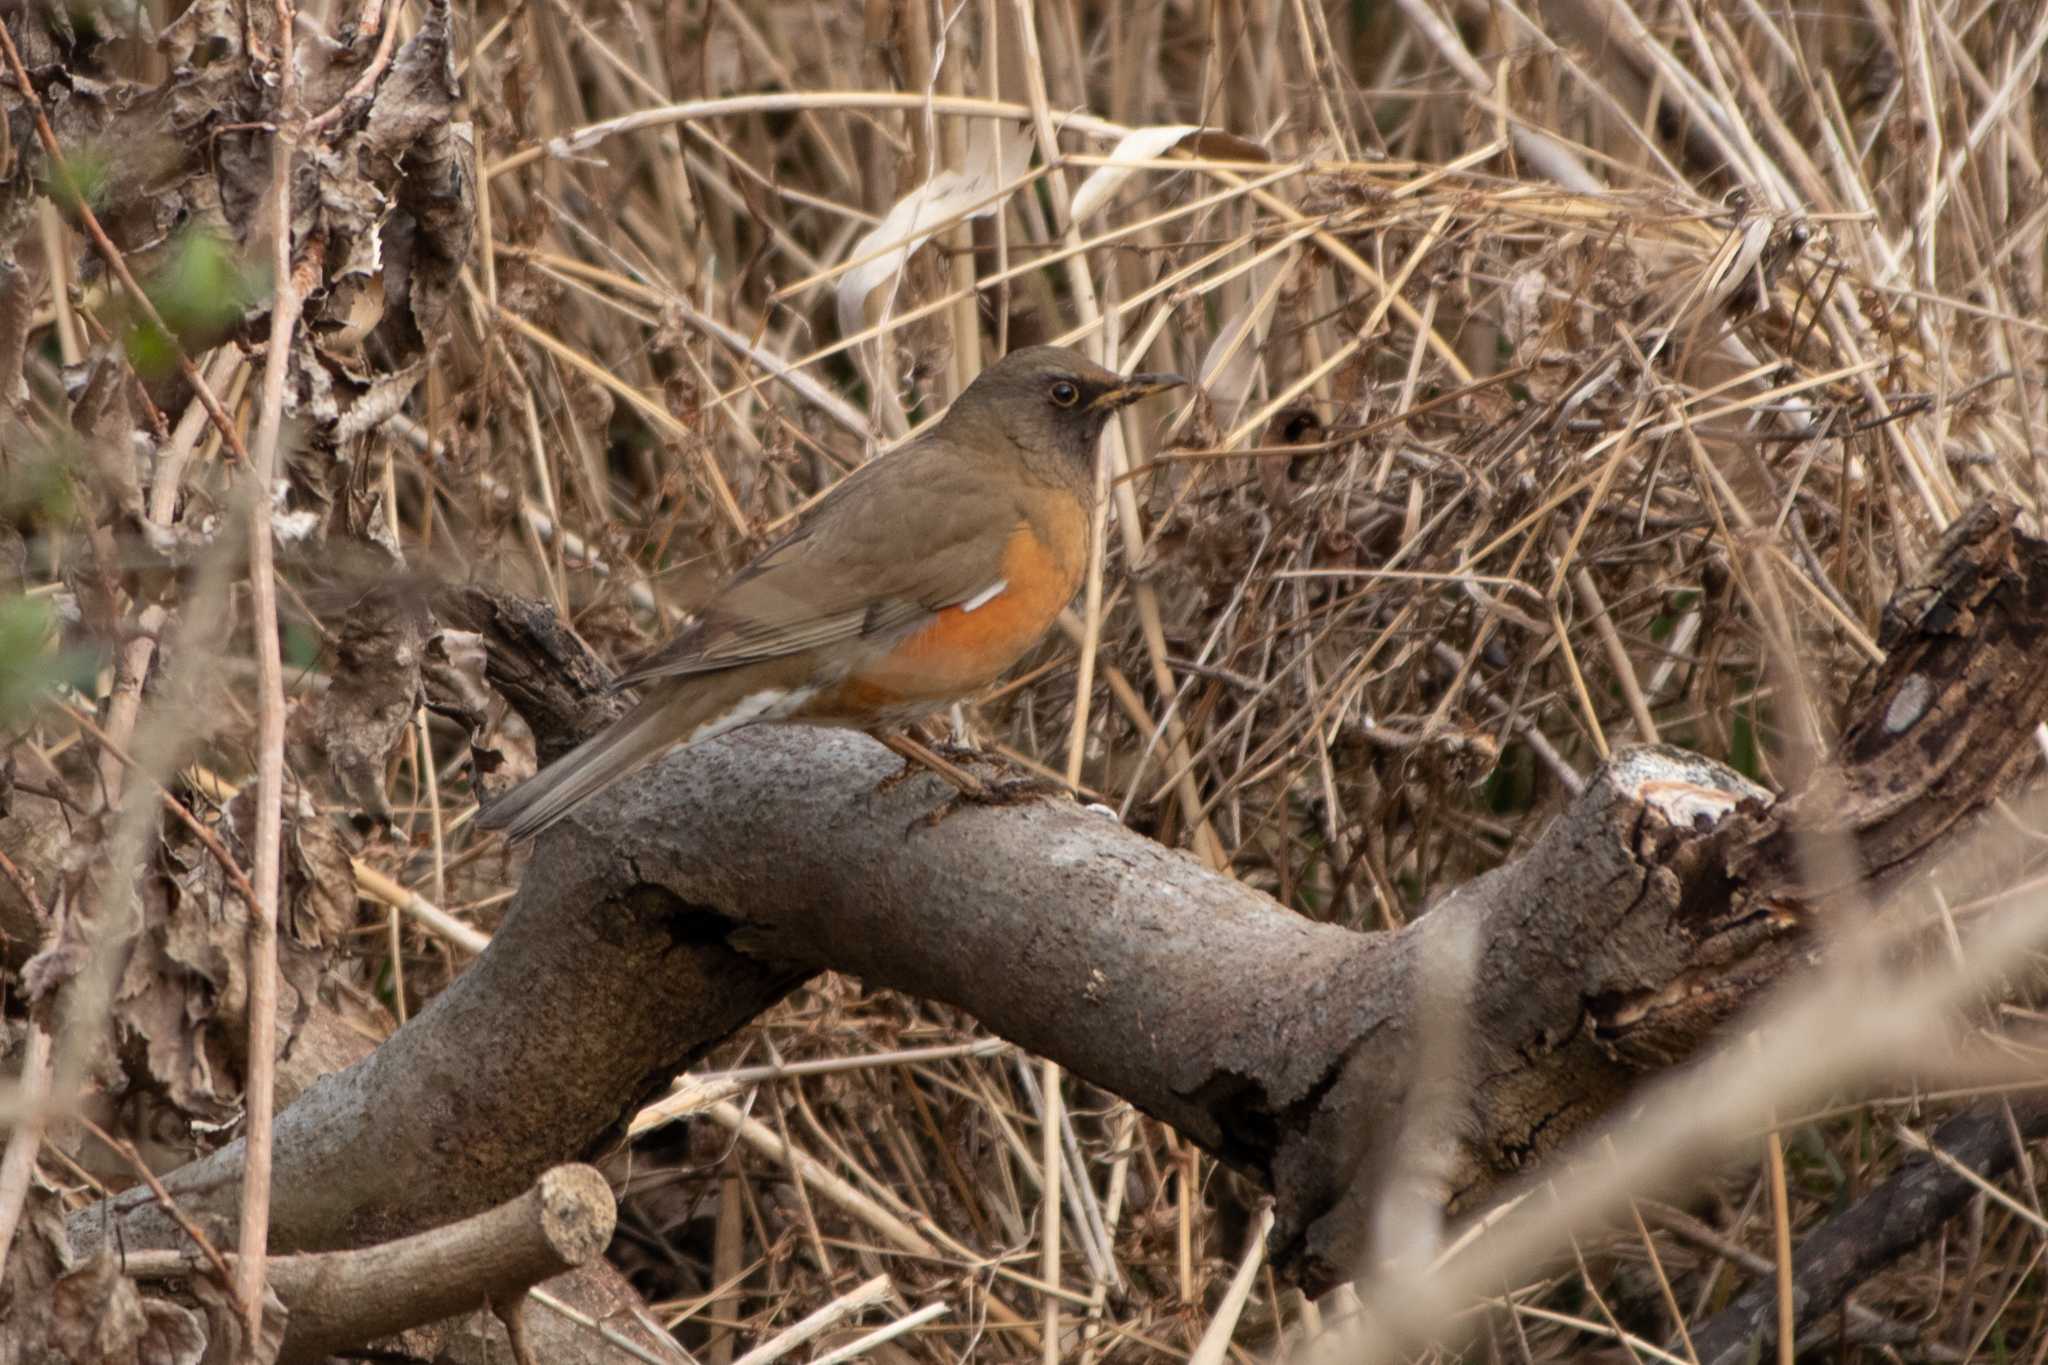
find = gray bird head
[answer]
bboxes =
[939,345,1186,482]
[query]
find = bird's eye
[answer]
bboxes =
[1049,380,1080,407]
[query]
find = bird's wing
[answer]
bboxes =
[613,444,1025,688]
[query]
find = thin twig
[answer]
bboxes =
[78,1116,245,1313]
[233,0,303,1333]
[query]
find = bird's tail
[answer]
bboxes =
[477,688,703,842]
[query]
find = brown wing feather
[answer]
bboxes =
[614,440,1028,690]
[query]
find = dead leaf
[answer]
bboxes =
[134,1300,208,1365]
[330,360,423,444]
[0,1188,73,1355]
[362,0,475,342]
[1069,124,1269,226]
[115,864,238,1126]
[47,1254,149,1363]
[836,120,1035,339]
[19,902,89,1004]
[188,1275,285,1365]
[290,582,430,825]
[156,0,251,71]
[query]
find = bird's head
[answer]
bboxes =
[940,345,1185,480]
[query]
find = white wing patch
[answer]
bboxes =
[960,580,1007,613]
[686,687,817,745]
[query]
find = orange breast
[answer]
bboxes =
[816,523,1082,718]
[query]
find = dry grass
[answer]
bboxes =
[9,0,2048,1358]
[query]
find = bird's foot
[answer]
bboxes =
[870,731,990,796]
[873,752,927,796]
[908,773,1068,832]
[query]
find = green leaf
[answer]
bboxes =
[43,145,111,218]
[0,444,79,522]
[0,596,97,726]
[126,228,268,377]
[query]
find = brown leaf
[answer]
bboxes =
[134,1300,207,1365]
[0,526,25,594]
[16,937,85,1003]
[354,0,475,342]
[69,356,144,526]
[156,0,248,70]
[0,1188,73,1350]
[1180,129,1271,162]
[187,1277,285,1365]
[286,814,356,951]
[47,1254,147,1363]
[113,862,237,1124]
[290,582,430,825]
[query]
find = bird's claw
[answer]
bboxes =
[870,738,985,796]
[873,755,926,796]
[906,774,1067,833]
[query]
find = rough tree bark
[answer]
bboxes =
[71,499,2048,1300]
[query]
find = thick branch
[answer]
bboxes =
[72,500,2048,1294]
[76,839,798,1256]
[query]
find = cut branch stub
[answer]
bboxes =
[1574,501,2048,1132]
[119,1163,616,1365]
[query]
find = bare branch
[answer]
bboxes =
[124,1164,616,1365]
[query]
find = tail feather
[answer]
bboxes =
[478,692,695,841]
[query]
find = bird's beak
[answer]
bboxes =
[1092,372,1187,411]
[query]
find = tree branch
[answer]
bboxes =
[124,1163,615,1365]
[70,499,2048,1299]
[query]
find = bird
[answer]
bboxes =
[477,345,1185,841]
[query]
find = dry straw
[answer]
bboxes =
[9,0,2048,1359]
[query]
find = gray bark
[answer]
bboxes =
[71,498,2048,1294]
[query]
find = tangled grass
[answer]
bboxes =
[8,0,2048,1358]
